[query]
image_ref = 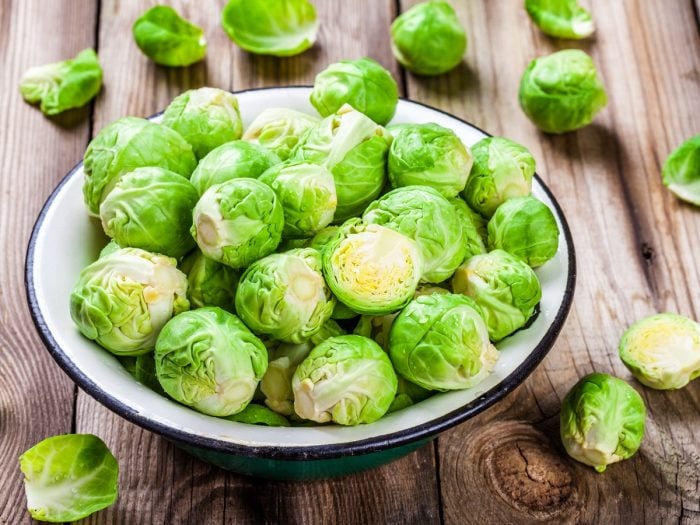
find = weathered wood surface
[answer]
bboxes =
[1,0,698,523]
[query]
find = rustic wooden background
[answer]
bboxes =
[1,0,699,523]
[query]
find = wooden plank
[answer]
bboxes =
[400,0,700,523]
[0,0,98,522]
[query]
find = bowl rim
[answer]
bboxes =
[25,85,576,460]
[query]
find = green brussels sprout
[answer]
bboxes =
[190,140,281,196]
[292,104,391,221]
[292,335,398,425]
[179,249,239,312]
[162,88,243,160]
[224,403,290,426]
[132,5,206,67]
[221,0,318,56]
[487,196,560,267]
[310,58,399,126]
[99,167,198,258]
[560,373,646,472]
[191,178,284,269]
[525,0,595,39]
[278,237,312,251]
[452,250,541,342]
[118,355,138,376]
[308,225,340,254]
[70,247,189,355]
[235,248,335,343]
[390,0,467,76]
[261,341,312,415]
[388,376,433,413]
[134,352,167,396]
[388,123,473,198]
[258,161,337,238]
[450,198,487,262]
[619,313,700,390]
[519,49,607,133]
[389,293,498,390]
[155,307,267,417]
[309,319,347,345]
[243,108,320,160]
[462,137,535,218]
[19,48,102,116]
[19,434,118,522]
[363,186,466,283]
[662,135,700,206]
[331,300,359,321]
[322,221,422,315]
[83,117,197,215]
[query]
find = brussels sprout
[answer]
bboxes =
[388,376,434,413]
[390,0,467,76]
[462,137,535,218]
[132,6,206,67]
[155,307,267,417]
[662,135,700,206]
[19,434,118,523]
[308,225,340,253]
[259,161,337,238]
[225,403,291,426]
[180,249,239,312]
[487,196,560,267]
[278,237,312,251]
[235,248,335,343]
[310,58,399,125]
[99,167,198,258]
[243,108,320,160]
[134,352,167,396]
[331,300,359,321]
[519,49,607,133]
[525,0,595,39]
[162,88,243,160]
[450,198,487,261]
[292,335,398,425]
[19,48,102,116]
[560,373,646,472]
[70,247,189,355]
[292,104,391,221]
[354,313,397,350]
[190,140,281,196]
[310,319,347,345]
[322,221,422,315]
[261,341,312,415]
[191,178,284,269]
[619,313,700,390]
[221,0,318,56]
[452,250,541,341]
[363,186,466,283]
[389,294,498,390]
[83,117,196,215]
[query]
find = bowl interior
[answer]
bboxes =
[27,87,574,457]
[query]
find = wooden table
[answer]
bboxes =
[2,1,699,523]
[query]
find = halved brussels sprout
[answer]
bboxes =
[388,376,433,413]
[221,0,318,56]
[292,335,398,425]
[390,0,467,76]
[261,341,312,416]
[162,88,243,160]
[225,403,291,426]
[19,48,102,116]
[243,108,320,160]
[258,161,337,238]
[487,196,559,267]
[560,373,646,472]
[363,186,466,283]
[83,117,196,215]
[155,307,267,417]
[450,198,487,262]
[99,167,198,258]
[519,49,607,133]
[322,221,422,315]
[292,104,391,221]
[389,293,498,390]
[462,137,535,218]
[619,313,700,390]
[662,135,700,206]
[525,0,595,39]
[191,178,284,269]
[235,248,335,343]
[70,247,189,355]
[388,123,473,198]
[190,140,281,196]
[452,250,541,341]
[132,6,206,67]
[180,249,239,312]
[310,58,399,125]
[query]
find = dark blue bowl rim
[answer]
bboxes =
[25,85,577,461]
